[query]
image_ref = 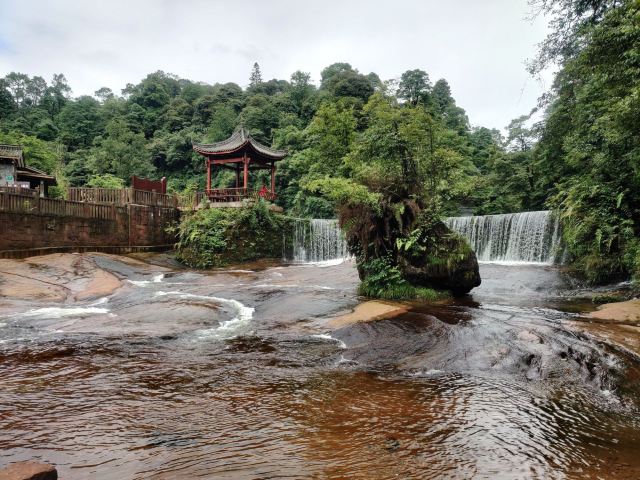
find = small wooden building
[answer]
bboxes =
[0,144,57,195]
[193,127,287,202]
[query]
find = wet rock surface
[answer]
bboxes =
[0,462,57,480]
[0,254,639,479]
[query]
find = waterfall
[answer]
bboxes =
[445,210,563,264]
[291,219,349,263]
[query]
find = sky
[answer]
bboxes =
[0,0,552,130]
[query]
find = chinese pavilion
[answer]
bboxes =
[193,127,287,202]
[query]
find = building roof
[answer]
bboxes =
[17,165,57,185]
[0,144,24,167]
[193,127,287,161]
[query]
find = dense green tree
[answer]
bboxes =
[87,118,154,181]
[57,96,103,150]
[41,74,70,116]
[4,72,31,107]
[430,79,469,134]
[397,69,431,106]
[240,94,280,143]
[325,70,374,102]
[289,70,314,116]
[528,0,620,74]
[94,87,115,103]
[320,63,374,102]
[206,104,237,141]
[0,80,16,118]
[320,63,353,85]
[164,97,193,132]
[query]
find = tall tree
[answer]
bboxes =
[249,62,263,87]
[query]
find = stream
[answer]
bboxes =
[0,252,639,479]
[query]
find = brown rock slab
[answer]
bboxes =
[588,299,640,322]
[0,462,57,480]
[328,300,408,328]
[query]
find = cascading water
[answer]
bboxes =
[446,210,563,264]
[291,219,349,262]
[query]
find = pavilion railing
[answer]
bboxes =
[205,188,277,203]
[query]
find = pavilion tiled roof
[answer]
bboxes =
[0,144,24,167]
[193,127,287,161]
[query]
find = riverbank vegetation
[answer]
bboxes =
[175,201,293,268]
[1,0,638,284]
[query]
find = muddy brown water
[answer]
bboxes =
[1,255,639,479]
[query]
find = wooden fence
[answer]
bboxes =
[0,190,123,220]
[0,186,36,195]
[67,187,178,208]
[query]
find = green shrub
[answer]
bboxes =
[175,201,293,268]
[86,173,125,189]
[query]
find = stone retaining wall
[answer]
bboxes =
[0,204,179,256]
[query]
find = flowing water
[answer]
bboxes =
[446,210,563,264]
[291,219,349,263]
[1,251,640,479]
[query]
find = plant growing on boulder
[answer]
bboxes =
[306,92,480,297]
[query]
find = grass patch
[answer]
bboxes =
[357,256,449,301]
[358,282,447,301]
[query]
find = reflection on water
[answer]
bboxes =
[0,255,639,479]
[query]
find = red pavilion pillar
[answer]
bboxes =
[270,163,276,195]
[206,158,211,192]
[243,154,249,192]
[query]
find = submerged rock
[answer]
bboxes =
[0,462,57,480]
[397,220,481,296]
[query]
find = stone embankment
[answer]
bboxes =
[0,190,179,258]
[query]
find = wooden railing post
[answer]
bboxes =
[32,189,40,213]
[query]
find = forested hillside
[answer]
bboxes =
[0,0,638,283]
[0,62,528,216]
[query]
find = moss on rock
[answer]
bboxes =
[397,218,481,296]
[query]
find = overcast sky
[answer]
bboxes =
[0,0,552,130]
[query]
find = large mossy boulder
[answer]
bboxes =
[396,218,481,296]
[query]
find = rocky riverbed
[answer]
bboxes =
[0,254,639,479]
